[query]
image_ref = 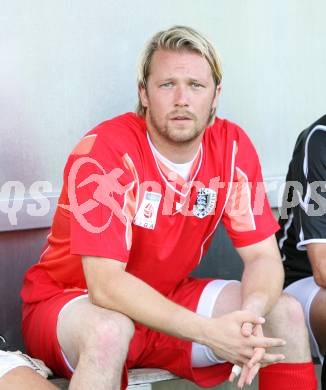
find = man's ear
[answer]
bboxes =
[139,85,149,108]
[212,84,222,110]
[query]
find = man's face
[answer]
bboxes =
[140,49,221,145]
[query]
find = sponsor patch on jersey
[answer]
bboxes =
[193,188,217,218]
[134,191,162,229]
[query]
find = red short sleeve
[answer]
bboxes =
[66,132,139,261]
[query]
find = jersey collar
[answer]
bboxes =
[147,132,203,198]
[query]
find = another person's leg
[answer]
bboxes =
[285,276,326,389]
[0,366,57,390]
[322,353,326,390]
[310,288,326,357]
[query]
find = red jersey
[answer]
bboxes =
[21,113,278,303]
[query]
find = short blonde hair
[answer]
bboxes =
[136,25,222,123]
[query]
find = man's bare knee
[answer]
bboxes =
[57,299,134,369]
[265,294,306,334]
[264,294,311,361]
[82,311,135,354]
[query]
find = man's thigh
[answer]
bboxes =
[134,279,242,368]
[23,291,87,379]
[54,279,216,375]
[191,279,241,367]
[130,277,233,387]
[310,288,326,357]
[284,276,323,361]
[210,279,242,317]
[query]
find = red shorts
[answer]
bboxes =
[22,277,232,389]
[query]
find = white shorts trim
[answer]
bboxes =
[284,276,323,363]
[191,279,240,367]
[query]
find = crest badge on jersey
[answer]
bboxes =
[193,188,217,218]
[134,191,162,229]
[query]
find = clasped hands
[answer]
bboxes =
[207,310,286,388]
[228,316,286,388]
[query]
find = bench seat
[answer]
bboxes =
[50,368,178,389]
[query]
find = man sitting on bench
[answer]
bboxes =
[21,25,317,390]
[277,114,326,389]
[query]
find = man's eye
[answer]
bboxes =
[160,82,174,88]
[191,82,203,89]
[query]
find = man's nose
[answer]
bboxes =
[174,85,189,107]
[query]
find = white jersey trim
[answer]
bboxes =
[278,211,294,254]
[235,166,256,231]
[82,134,97,140]
[303,125,326,177]
[149,138,196,181]
[146,132,203,198]
[121,154,140,249]
[297,238,326,251]
[298,125,326,246]
[38,232,52,263]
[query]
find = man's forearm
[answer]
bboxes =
[90,270,286,365]
[82,256,286,365]
[240,256,284,316]
[88,266,208,344]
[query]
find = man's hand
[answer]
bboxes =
[205,311,285,366]
[229,322,285,388]
[83,256,286,377]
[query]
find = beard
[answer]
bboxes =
[147,106,213,144]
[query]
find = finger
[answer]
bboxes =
[246,363,261,385]
[229,364,242,382]
[228,372,236,382]
[237,364,249,388]
[262,352,286,365]
[252,323,263,337]
[247,348,265,368]
[251,336,286,349]
[236,311,266,326]
[241,322,253,337]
